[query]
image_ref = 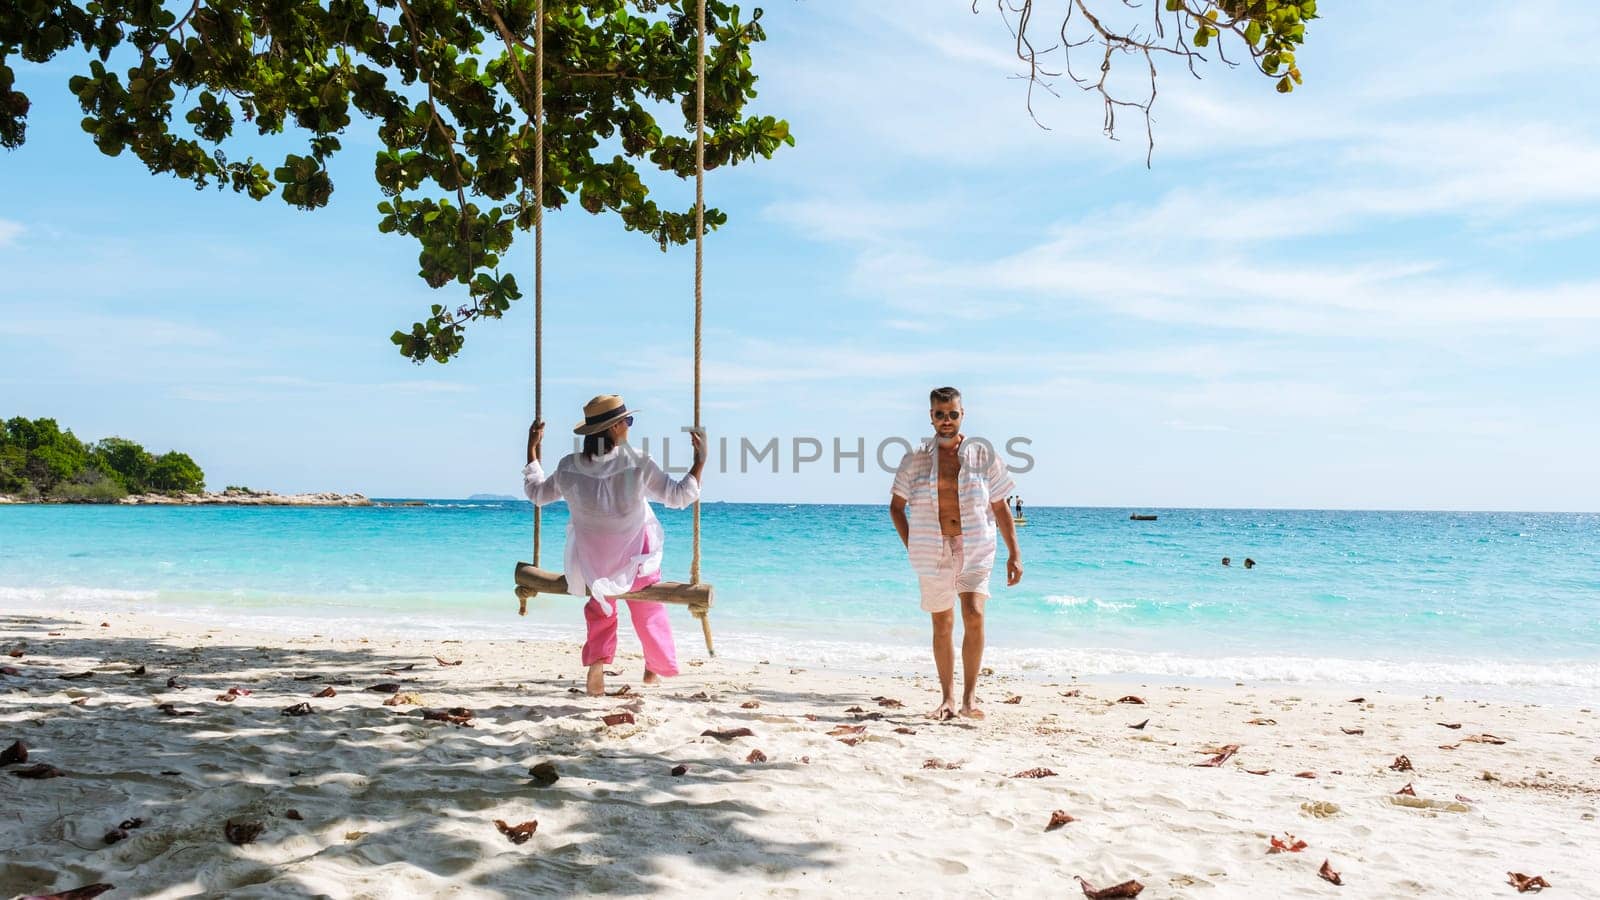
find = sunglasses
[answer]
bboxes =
[932,410,962,421]
[622,415,634,426]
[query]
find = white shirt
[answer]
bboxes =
[891,437,1015,576]
[522,443,700,599]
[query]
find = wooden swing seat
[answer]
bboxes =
[513,563,713,610]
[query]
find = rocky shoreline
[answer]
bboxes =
[0,488,371,506]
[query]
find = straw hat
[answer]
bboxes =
[573,394,638,435]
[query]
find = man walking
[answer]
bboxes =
[890,387,1023,720]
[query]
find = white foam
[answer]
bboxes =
[1043,594,1134,612]
[0,585,158,606]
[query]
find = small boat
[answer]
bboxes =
[1129,514,1157,521]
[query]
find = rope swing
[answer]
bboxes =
[513,0,716,655]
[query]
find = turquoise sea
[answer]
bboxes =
[2,503,1597,704]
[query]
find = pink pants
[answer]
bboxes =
[581,541,678,676]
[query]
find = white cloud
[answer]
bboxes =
[0,219,21,246]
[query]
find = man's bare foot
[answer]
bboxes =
[960,702,985,720]
[927,701,957,721]
[586,664,605,697]
[642,669,661,686]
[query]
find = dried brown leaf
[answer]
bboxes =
[313,686,337,698]
[5,649,21,658]
[1194,744,1241,768]
[0,666,19,676]
[434,655,462,666]
[828,724,867,736]
[365,682,400,694]
[1246,768,1271,775]
[1,740,26,766]
[383,692,425,707]
[1116,695,1145,705]
[894,727,917,735]
[494,819,538,844]
[1294,771,1317,779]
[1395,782,1416,796]
[739,700,760,709]
[58,672,93,681]
[1046,809,1075,831]
[1247,718,1277,726]
[1346,697,1365,703]
[1128,719,1149,730]
[1340,727,1364,735]
[280,702,313,717]
[844,705,865,713]
[1437,722,1462,729]
[670,764,688,776]
[609,684,631,697]
[1076,876,1145,898]
[420,707,474,726]
[1268,833,1308,854]
[1463,733,1508,745]
[1507,872,1551,892]
[285,809,303,820]
[701,727,754,740]
[837,736,863,746]
[1012,767,1058,779]
[1318,859,1343,886]
[1004,695,1022,705]
[1389,755,1414,772]
[529,762,559,786]
[128,665,146,676]
[1061,689,1082,697]
[875,697,905,708]
[923,758,961,770]
[602,712,635,726]
[746,749,767,763]
[224,819,264,845]
[155,702,195,717]
[166,676,186,689]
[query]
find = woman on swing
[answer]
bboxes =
[523,394,707,696]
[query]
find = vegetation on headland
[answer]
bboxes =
[0,416,204,502]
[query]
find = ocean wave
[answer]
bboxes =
[1043,594,1134,612]
[0,585,158,605]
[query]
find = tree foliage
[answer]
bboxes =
[0,417,207,499]
[0,0,793,363]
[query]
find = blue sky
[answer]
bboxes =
[3,1,1598,508]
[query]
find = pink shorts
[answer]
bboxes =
[918,535,991,613]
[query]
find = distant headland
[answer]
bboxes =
[1,416,365,506]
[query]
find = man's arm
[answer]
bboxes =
[889,495,910,549]
[991,499,1023,586]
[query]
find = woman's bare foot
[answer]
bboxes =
[927,700,957,721]
[642,669,661,686]
[960,700,985,720]
[586,663,606,697]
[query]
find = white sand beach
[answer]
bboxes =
[1,611,1595,899]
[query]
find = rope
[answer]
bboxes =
[531,0,545,568]
[690,0,705,586]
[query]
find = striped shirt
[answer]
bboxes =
[891,437,1015,577]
